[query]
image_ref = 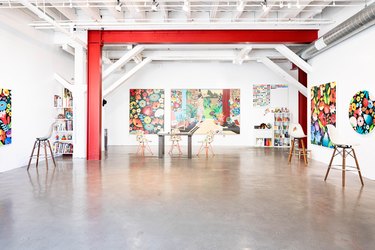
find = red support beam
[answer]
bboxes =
[86,30,317,160]
[298,69,308,148]
[101,30,318,44]
[87,31,103,160]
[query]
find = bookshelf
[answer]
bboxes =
[273,111,291,148]
[53,88,74,155]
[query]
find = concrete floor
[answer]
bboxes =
[1,146,374,250]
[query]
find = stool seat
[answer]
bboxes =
[36,137,49,141]
[288,123,308,165]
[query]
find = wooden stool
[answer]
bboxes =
[288,123,308,165]
[288,137,308,165]
[197,130,216,158]
[169,129,183,155]
[324,125,364,187]
[27,138,56,170]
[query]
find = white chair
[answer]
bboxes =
[27,122,57,170]
[169,128,183,155]
[136,131,153,156]
[197,130,216,158]
[288,123,308,165]
[324,124,364,186]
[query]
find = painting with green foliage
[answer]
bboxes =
[171,89,240,134]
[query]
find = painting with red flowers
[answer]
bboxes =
[349,90,375,134]
[310,82,336,148]
[0,88,12,146]
[129,89,164,134]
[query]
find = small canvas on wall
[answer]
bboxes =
[0,88,12,146]
[129,89,164,134]
[171,89,240,134]
[310,82,336,148]
[349,90,375,134]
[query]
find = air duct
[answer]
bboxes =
[300,2,375,60]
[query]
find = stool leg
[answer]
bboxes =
[205,143,208,158]
[197,143,204,156]
[47,140,56,167]
[27,140,37,171]
[288,139,295,163]
[352,148,364,186]
[324,146,336,181]
[342,148,346,187]
[43,141,49,170]
[300,138,308,165]
[35,141,41,168]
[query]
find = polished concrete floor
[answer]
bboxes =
[1,146,374,250]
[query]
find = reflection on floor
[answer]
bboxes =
[1,146,374,249]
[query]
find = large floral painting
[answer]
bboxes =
[349,90,375,134]
[129,89,164,134]
[171,89,240,134]
[310,82,336,148]
[0,88,12,146]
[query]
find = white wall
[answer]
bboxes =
[0,10,73,172]
[103,61,299,146]
[308,25,375,180]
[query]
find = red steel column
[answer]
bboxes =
[298,68,308,147]
[87,31,103,160]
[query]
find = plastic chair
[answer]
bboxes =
[169,128,183,155]
[288,123,308,165]
[27,122,56,170]
[136,131,153,156]
[324,124,364,186]
[197,130,216,158]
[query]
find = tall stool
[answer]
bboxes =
[324,125,364,187]
[288,123,308,165]
[197,130,216,158]
[136,130,153,156]
[169,128,183,155]
[27,123,56,170]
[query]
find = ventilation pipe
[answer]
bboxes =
[300,2,375,60]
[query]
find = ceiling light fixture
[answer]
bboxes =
[151,0,159,11]
[237,0,245,11]
[279,1,284,8]
[260,0,269,12]
[183,0,190,12]
[287,2,292,8]
[296,0,300,9]
[115,0,122,12]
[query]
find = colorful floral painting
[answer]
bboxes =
[349,90,375,134]
[0,88,12,146]
[171,89,240,134]
[253,84,270,107]
[129,89,164,134]
[310,82,336,148]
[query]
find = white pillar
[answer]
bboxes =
[73,45,87,158]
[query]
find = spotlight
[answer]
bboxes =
[279,1,284,8]
[237,0,245,11]
[151,0,159,11]
[296,0,300,9]
[260,0,269,12]
[115,0,122,12]
[183,0,190,12]
[287,2,292,8]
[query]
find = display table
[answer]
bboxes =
[158,132,193,158]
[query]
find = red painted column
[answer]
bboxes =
[87,31,103,160]
[298,69,308,148]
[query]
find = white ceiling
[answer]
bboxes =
[1,0,370,30]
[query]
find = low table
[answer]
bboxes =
[158,132,193,158]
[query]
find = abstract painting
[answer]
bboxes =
[129,89,164,134]
[0,88,11,146]
[349,90,375,134]
[310,82,336,148]
[171,89,240,134]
